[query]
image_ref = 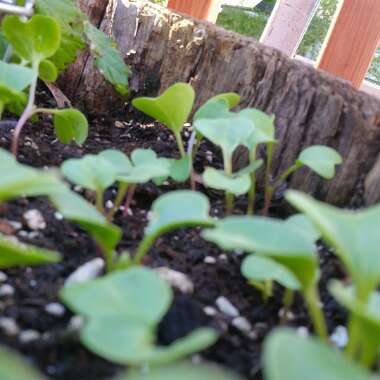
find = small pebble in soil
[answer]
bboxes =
[155,267,194,294]
[203,306,217,316]
[278,308,295,321]
[0,317,19,336]
[218,254,228,262]
[23,209,46,230]
[67,315,84,332]
[0,271,7,282]
[54,212,64,221]
[65,258,105,285]
[0,284,14,297]
[8,221,22,230]
[330,325,348,348]
[216,296,240,318]
[296,326,309,338]
[106,200,114,209]
[45,303,65,317]
[204,256,216,264]
[19,329,40,344]
[74,185,83,192]
[232,316,252,335]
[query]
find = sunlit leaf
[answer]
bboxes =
[53,108,88,145]
[39,59,58,82]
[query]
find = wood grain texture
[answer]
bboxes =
[61,0,380,206]
[317,0,380,88]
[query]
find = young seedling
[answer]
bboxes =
[330,281,380,368]
[285,190,380,358]
[115,362,244,380]
[194,115,255,214]
[203,216,327,340]
[263,329,378,380]
[1,15,88,156]
[61,267,217,365]
[133,190,214,265]
[263,145,342,215]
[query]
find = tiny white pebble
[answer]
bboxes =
[0,317,19,336]
[45,303,65,317]
[8,221,22,230]
[73,185,82,192]
[54,212,64,221]
[67,315,84,332]
[216,296,240,318]
[0,284,14,297]
[0,272,7,282]
[203,306,217,316]
[19,329,40,344]
[232,317,252,334]
[218,254,228,262]
[278,308,295,320]
[155,267,194,294]
[330,325,348,348]
[106,200,114,209]
[65,258,105,285]
[23,209,46,230]
[296,326,309,338]
[204,256,216,264]
[126,208,133,216]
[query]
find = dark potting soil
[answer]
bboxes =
[0,90,349,380]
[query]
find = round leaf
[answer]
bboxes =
[53,108,88,145]
[99,149,132,175]
[0,61,35,92]
[39,59,58,82]
[286,214,321,242]
[297,145,342,179]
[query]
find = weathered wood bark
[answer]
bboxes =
[63,0,380,207]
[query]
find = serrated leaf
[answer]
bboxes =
[146,190,213,236]
[285,190,380,298]
[0,345,46,380]
[203,167,251,195]
[61,154,117,192]
[242,255,300,290]
[84,22,130,95]
[39,59,58,82]
[115,362,244,380]
[263,329,378,380]
[0,235,61,269]
[297,145,342,179]
[2,15,61,64]
[133,83,195,134]
[53,108,88,145]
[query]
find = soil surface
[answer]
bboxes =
[0,88,349,379]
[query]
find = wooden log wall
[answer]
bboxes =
[62,0,380,207]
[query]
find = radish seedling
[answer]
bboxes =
[61,267,217,365]
[1,15,88,156]
[203,216,327,340]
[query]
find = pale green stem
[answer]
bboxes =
[359,339,378,369]
[133,232,158,265]
[247,146,257,215]
[280,288,295,325]
[107,182,129,222]
[224,152,234,215]
[175,132,186,158]
[263,142,274,215]
[96,190,105,214]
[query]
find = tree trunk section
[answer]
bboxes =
[62,0,380,207]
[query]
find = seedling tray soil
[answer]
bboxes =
[0,89,347,380]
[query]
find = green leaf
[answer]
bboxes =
[98,149,132,175]
[133,83,195,134]
[117,149,170,184]
[84,22,130,96]
[115,362,244,380]
[146,190,214,236]
[166,155,192,182]
[0,345,46,380]
[0,235,61,269]
[264,329,378,380]
[61,268,216,365]
[203,216,317,289]
[203,167,251,196]
[50,191,121,253]
[61,154,117,192]
[0,149,66,201]
[286,214,321,242]
[297,145,342,179]
[39,59,58,82]
[285,190,380,298]
[3,15,61,64]
[53,108,88,145]
[194,115,255,161]
[0,61,35,92]
[234,159,263,176]
[242,255,300,290]
[239,108,276,150]
[193,92,240,122]
[35,0,86,71]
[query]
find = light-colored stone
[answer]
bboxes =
[204,256,216,264]
[203,306,217,316]
[232,316,252,334]
[0,271,7,282]
[155,267,194,294]
[67,315,84,332]
[216,296,239,318]
[0,317,19,336]
[19,329,40,344]
[0,284,14,297]
[330,325,348,348]
[45,303,65,317]
[23,209,46,230]
[65,258,105,286]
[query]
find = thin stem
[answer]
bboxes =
[123,184,137,216]
[12,69,38,157]
[104,249,115,273]
[247,147,257,215]
[96,190,105,214]
[263,279,273,302]
[224,153,234,215]
[304,286,328,342]
[263,143,274,215]
[359,339,378,369]
[133,233,157,265]
[107,182,129,222]
[175,132,186,158]
[280,288,295,325]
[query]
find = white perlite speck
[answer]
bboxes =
[216,296,239,317]
[204,256,216,264]
[330,325,348,348]
[65,258,104,286]
[45,303,65,317]
[203,306,217,316]
[232,317,252,334]
[0,284,14,297]
[296,326,309,338]
[155,267,194,294]
[19,329,40,344]
[23,209,46,230]
[0,271,7,282]
[67,315,84,332]
[0,317,19,336]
